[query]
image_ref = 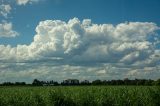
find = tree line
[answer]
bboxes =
[0,78,160,86]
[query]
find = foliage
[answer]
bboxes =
[1,78,160,86]
[0,86,160,106]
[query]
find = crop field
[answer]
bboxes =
[0,86,160,106]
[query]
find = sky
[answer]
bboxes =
[0,0,160,83]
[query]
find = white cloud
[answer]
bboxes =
[0,0,42,38]
[97,70,106,74]
[0,21,19,38]
[0,18,159,64]
[0,18,160,82]
[16,0,40,5]
[0,4,11,18]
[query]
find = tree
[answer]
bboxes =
[32,79,43,86]
[92,80,102,85]
[15,82,26,85]
[155,79,160,85]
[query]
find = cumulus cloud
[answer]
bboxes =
[0,21,19,38]
[0,18,160,82]
[0,4,11,18]
[16,0,40,5]
[0,0,42,38]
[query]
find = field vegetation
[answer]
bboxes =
[0,86,160,106]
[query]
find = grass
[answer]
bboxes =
[0,86,160,106]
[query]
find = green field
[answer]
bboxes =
[0,86,160,106]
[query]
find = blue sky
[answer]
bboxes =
[0,0,160,82]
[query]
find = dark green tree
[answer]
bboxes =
[32,79,43,86]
